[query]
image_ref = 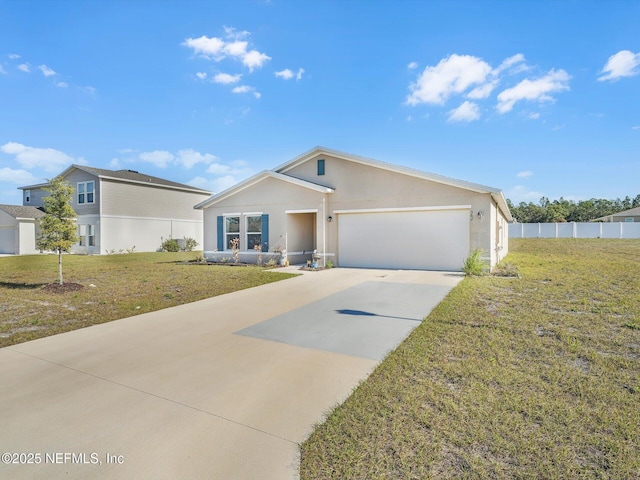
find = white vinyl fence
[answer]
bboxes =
[509,222,640,239]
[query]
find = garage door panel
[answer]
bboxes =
[338,209,469,271]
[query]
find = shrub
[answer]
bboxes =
[463,248,486,276]
[162,238,180,252]
[184,237,198,252]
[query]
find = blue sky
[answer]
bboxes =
[1,0,639,206]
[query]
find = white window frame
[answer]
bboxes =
[246,214,262,251]
[77,181,95,205]
[224,214,240,250]
[24,190,30,203]
[78,225,87,246]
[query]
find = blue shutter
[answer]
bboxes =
[217,216,224,251]
[261,214,269,251]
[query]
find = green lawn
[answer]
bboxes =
[0,252,295,347]
[301,239,640,479]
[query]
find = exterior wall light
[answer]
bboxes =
[477,211,484,219]
[327,216,333,222]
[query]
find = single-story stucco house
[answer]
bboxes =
[593,206,640,223]
[0,205,46,255]
[195,147,512,271]
[18,165,211,254]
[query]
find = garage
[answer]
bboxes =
[337,206,470,271]
[0,226,15,254]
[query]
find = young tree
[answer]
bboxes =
[37,176,79,285]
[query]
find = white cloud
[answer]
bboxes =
[496,69,570,113]
[183,30,270,72]
[109,158,121,169]
[275,68,294,80]
[276,67,304,80]
[189,158,255,193]
[0,65,6,75]
[407,54,492,105]
[632,125,640,130]
[516,170,533,178]
[8,53,21,59]
[598,50,640,81]
[17,63,30,73]
[447,101,481,122]
[196,72,208,80]
[0,142,78,173]
[55,81,68,88]
[213,72,242,84]
[176,149,219,169]
[183,36,226,58]
[242,49,271,72]
[232,85,261,98]
[506,185,545,203]
[527,112,541,120]
[407,61,418,70]
[223,26,250,40]
[0,167,39,185]
[83,86,97,95]
[38,64,56,77]
[138,150,175,168]
[494,54,527,75]
[467,80,498,99]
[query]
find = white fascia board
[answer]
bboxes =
[491,192,514,222]
[194,171,333,210]
[334,205,472,214]
[285,209,319,214]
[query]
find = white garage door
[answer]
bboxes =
[338,208,470,271]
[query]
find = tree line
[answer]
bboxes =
[507,194,640,223]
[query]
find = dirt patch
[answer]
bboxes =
[42,283,85,293]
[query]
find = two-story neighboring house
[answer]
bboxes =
[19,165,211,254]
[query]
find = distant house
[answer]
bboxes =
[594,206,640,223]
[0,205,46,255]
[18,165,211,254]
[195,147,512,271]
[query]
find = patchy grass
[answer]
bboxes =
[0,252,295,347]
[301,239,640,479]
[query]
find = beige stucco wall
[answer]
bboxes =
[100,179,208,220]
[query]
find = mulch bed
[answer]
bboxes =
[42,283,85,293]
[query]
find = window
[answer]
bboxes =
[246,215,262,250]
[78,225,95,247]
[87,225,95,246]
[77,181,95,204]
[625,218,634,223]
[24,190,30,203]
[225,216,240,249]
[317,159,325,176]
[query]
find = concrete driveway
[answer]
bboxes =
[0,268,462,479]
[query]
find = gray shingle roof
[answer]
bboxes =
[75,165,211,193]
[0,205,46,219]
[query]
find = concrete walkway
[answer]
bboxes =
[0,268,462,479]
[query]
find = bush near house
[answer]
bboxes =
[301,239,640,479]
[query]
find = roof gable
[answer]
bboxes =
[194,170,334,209]
[275,146,513,221]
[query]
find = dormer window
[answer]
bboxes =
[77,181,95,204]
[317,159,325,176]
